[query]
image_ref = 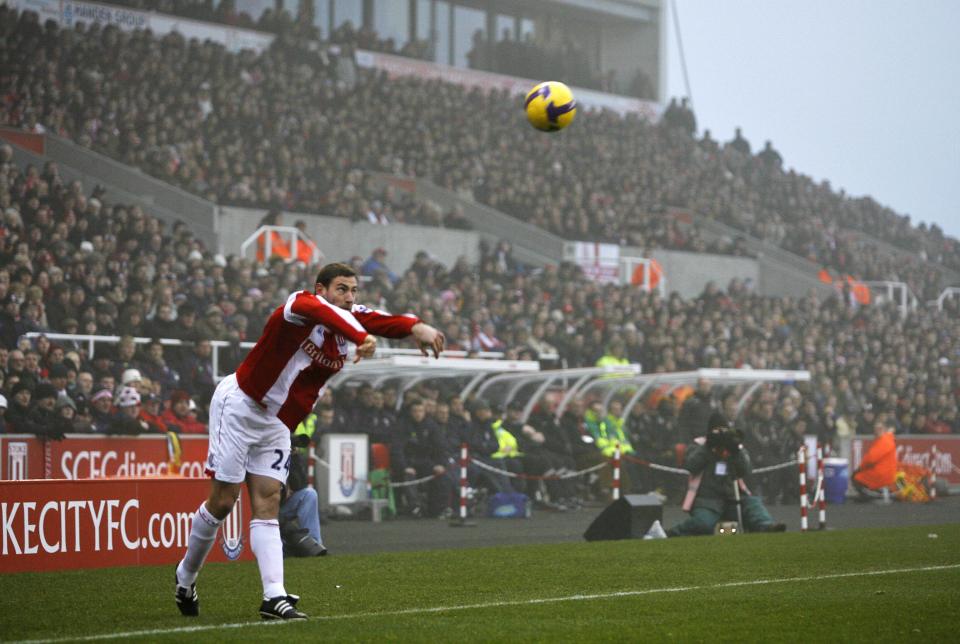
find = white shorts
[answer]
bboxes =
[205,374,291,484]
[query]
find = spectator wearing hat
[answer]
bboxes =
[22,383,68,440]
[5,382,33,432]
[162,390,206,434]
[108,386,149,435]
[89,387,116,433]
[121,368,144,391]
[56,394,90,433]
[48,362,70,398]
[139,392,169,433]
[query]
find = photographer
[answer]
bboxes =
[668,414,785,536]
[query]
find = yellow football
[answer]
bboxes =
[524,81,577,132]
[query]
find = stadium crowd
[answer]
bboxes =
[1,9,958,514]
[0,145,957,447]
[3,8,958,299]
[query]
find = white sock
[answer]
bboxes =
[250,519,286,599]
[177,502,222,586]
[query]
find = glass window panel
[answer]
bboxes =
[314,0,330,37]
[333,0,362,30]
[495,13,514,41]
[416,0,431,41]
[372,0,409,49]
[452,4,484,68]
[235,0,272,21]
[520,17,534,39]
[435,1,450,65]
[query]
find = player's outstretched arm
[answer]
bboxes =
[288,292,369,345]
[412,322,445,359]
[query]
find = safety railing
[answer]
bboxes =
[22,332,512,382]
[240,225,324,266]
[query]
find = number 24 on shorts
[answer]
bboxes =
[271,449,291,472]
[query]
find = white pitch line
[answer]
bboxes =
[10,563,959,644]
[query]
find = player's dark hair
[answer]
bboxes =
[315,262,357,287]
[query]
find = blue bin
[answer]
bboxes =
[823,457,849,504]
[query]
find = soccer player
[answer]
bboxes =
[174,262,444,620]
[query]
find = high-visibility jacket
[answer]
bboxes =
[256,230,291,261]
[845,276,871,305]
[584,409,634,457]
[853,431,896,490]
[295,412,317,444]
[602,412,635,456]
[295,237,319,265]
[596,355,629,369]
[490,419,522,458]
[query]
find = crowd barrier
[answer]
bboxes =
[5,434,956,487]
[0,478,253,573]
[0,434,209,480]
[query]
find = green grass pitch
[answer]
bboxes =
[4,524,959,642]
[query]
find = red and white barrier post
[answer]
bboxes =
[816,443,826,530]
[612,444,621,501]
[459,442,469,520]
[930,446,938,500]
[798,446,808,532]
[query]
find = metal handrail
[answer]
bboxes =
[239,225,323,266]
[22,332,512,382]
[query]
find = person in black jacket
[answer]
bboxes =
[6,382,68,440]
[678,378,715,444]
[390,399,453,517]
[502,400,577,509]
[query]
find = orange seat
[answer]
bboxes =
[371,442,391,470]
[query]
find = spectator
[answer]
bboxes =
[108,386,149,435]
[89,388,116,433]
[360,248,398,284]
[139,392,169,433]
[162,389,207,434]
[390,400,453,517]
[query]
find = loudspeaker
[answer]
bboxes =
[583,493,663,542]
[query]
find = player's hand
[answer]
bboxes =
[412,322,445,359]
[353,335,377,363]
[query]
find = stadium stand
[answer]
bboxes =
[2,6,957,300]
[0,6,957,513]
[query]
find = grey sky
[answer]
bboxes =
[665,0,960,240]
